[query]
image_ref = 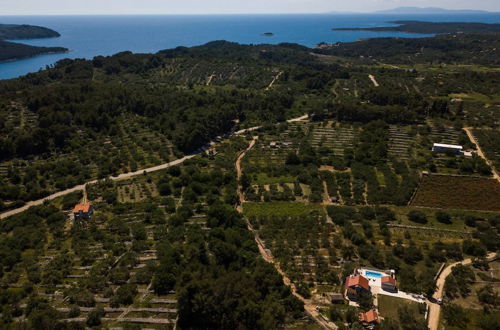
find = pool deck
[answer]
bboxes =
[358,268,425,304]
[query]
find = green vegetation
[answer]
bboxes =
[0,24,67,62]
[377,295,426,325]
[0,24,61,39]
[333,21,500,34]
[0,138,304,328]
[317,33,500,65]
[411,174,500,211]
[442,261,500,330]
[0,23,499,329]
[0,40,67,62]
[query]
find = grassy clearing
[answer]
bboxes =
[252,173,296,185]
[377,295,425,323]
[389,206,479,231]
[243,202,324,217]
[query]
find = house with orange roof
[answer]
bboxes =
[344,274,370,301]
[73,203,93,219]
[381,275,397,292]
[359,309,379,325]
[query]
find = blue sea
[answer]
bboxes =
[1,14,500,80]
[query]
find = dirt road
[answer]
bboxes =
[427,252,497,330]
[0,154,196,220]
[265,71,283,91]
[235,137,336,330]
[368,74,379,87]
[463,127,500,182]
[0,114,308,220]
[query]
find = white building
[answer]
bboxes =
[432,143,463,155]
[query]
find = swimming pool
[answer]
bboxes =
[365,271,384,278]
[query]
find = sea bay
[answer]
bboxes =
[1,13,499,79]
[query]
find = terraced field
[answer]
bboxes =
[309,123,359,156]
[388,125,415,160]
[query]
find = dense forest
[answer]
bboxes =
[316,33,500,65]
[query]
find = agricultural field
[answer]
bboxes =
[1,32,500,329]
[0,113,175,209]
[0,136,306,329]
[411,174,500,211]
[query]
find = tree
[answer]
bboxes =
[443,304,469,328]
[435,211,451,224]
[86,306,105,327]
[152,271,176,295]
[408,210,427,224]
[345,307,358,324]
[477,284,499,307]
[358,291,373,311]
[115,283,138,305]
[158,182,172,196]
[329,306,342,322]
[398,305,427,330]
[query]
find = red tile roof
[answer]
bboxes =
[381,276,396,286]
[73,203,91,213]
[345,275,369,291]
[359,309,379,323]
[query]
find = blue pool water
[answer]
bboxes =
[1,13,500,79]
[365,271,384,278]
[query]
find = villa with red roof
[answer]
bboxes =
[359,309,380,325]
[344,274,370,301]
[73,203,93,219]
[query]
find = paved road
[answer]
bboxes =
[427,252,497,330]
[464,127,500,182]
[0,114,308,220]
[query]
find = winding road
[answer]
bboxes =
[463,127,500,182]
[427,252,497,330]
[235,136,336,330]
[0,114,308,220]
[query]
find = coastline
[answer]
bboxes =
[0,48,69,64]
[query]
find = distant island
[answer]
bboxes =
[332,21,500,34]
[0,24,67,63]
[262,32,274,37]
[0,24,61,39]
[374,6,493,15]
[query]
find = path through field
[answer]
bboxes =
[368,74,379,87]
[235,137,336,330]
[427,252,497,330]
[464,127,500,182]
[0,114,308,220]
[265,71,283,90]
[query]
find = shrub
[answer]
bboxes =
[435,211,451,224]
[408,210,427,224]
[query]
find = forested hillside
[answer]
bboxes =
[0,23,61,40]
[0,40,67,62]
[0,24,67,62]
[316,33,500,65]
[0,32,499,329]
[333,20,500,34]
